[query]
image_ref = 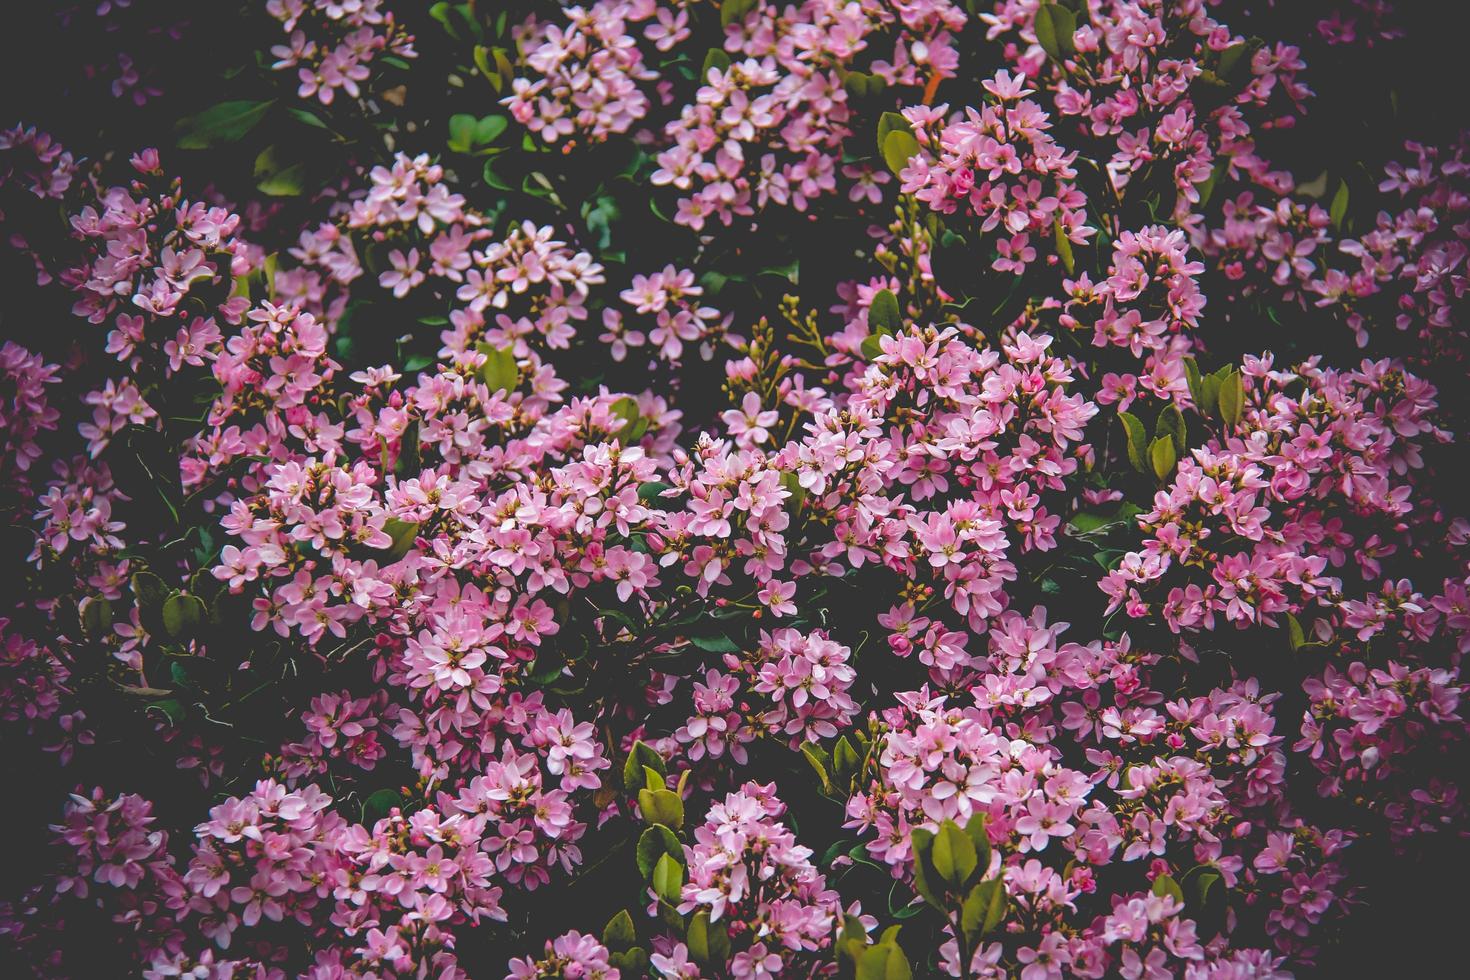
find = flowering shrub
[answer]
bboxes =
[2,1,1469,977]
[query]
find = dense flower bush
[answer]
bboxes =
[2,1,1468,977]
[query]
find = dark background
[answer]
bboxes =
[3,2,1469,976]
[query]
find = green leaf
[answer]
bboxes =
[1217,369,1244,428]
[869,288,903,335]
[1034,4,1078,62]
[1183,357,1204,407]
[962,877,1008,943]
[833,735,862,782]
[361,788,401,824]
[638,787,685,830]
[758,257,800,284]
[1156,404,1187,455]
[640,764,665,792]
[176,100,274,149]
[472,45,496,86]
[131,571,169,627]
[382,518,420,560]
[449,113,479,152]
[1148,436,1177,482]
[857,943,912,980]
[689,633,739,655]
[162,593,206,640]
[720,0,757,28]
[286,107,329,130]
[602,909,637,951]
[638,481,673,502]
[609,949,648,973]
[801,742,833,794]
[637,824,683,879]
[687,910,731,965]
[1216,40,1259,84]
[701,48,732,80]
[652,852,684,903]
[1195,160,1227,208]
[257,162,307,197]
[908,828,943,909]
[779,471,807,513]
[1053,219,1075,274]
[881,130,921,176]
[845,70,885,99]
[1286,612,1306,652]
[476,115,508,145]
[610,396,650,444]
[1069,512,1113,534]
[1118,411,1148,472]
[623,740,667,791]
[1330,179,1350,231]
[476,343,519,394]
[861,333,886,361]
[877,111,912,151]
[81,597,114,638]
[931,819,978,888]
[1152,873,1185,905]
[963,813,992,877]
[1181,865,1227,935]
[482,159,513,191]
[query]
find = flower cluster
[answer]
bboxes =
[2,1,1469,978]
[267,0,417,105]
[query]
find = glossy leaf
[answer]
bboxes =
[622,740,666,791]
[869,288,903,335]
[1118,411,1148,472]
[636,824,683,879]
[1149,436,1177,482]
[1034,4,1078,62]
[881,130,921,177]
[476,343,519,394]
[602,909,637,951]
[652,852,684,903]
[162,593,206,640]
[176,100,273,149]
[931,819,978,888]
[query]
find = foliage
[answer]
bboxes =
[1,1,1469,978]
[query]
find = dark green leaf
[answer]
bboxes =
[1034,4,1078,62]
[1118,411,1148,472]
[637,823,683,879]
[176,100,274,149]
[362,788,401,824]
[1156,404,1187,455]
[162,593,206,640]
[962,877,1008,943]
[689,633,739,653]
[720,0,758,29]
[1330,179,1349,230]
[602,910,637,951]
[869,288,903,335]
[622,740,666,791]
[877,111,912,150]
